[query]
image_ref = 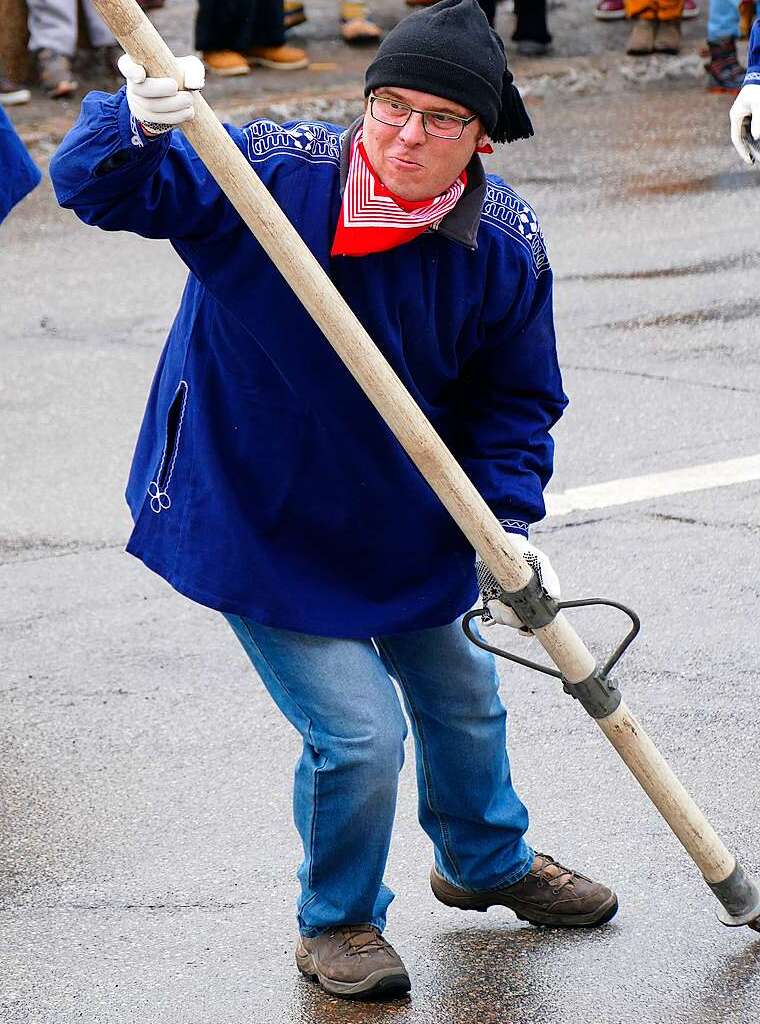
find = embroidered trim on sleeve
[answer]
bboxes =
[244,120,342,166]
[481,182,549,278]
[499,518,530,535]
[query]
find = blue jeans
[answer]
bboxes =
[708,0,739,41]
[225,614,533,937]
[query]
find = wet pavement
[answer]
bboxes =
[2,1,760,1021]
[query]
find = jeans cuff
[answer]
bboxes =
[487,846,535,889]
[437,844,535,892]
[299,914,386,938]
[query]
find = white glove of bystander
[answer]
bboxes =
[476,535,560,631]
[729,83,760,164]
[117,52,206,135]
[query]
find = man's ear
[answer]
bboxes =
[476,129,494,155]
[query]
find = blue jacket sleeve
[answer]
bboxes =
[450,238,567,537]
[746,18,760,83]
[49,87,245,241]
[0,105,41,226]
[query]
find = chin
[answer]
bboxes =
[386,175,434,202]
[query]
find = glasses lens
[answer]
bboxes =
[372,97,411,126]
[424,113,465,139]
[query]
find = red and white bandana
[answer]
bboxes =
[331,127,467,258]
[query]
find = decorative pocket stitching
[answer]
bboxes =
[148,380,189,514]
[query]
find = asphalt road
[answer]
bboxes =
[1,10,760,1022]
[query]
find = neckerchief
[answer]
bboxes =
[331,127,467,258]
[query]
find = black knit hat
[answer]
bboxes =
[364,0,533,144]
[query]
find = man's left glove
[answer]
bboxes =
[118,52,205,135]
[476,535,560,631]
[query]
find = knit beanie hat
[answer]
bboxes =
[364,0,533,145]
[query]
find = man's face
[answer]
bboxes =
[361,87,488,201]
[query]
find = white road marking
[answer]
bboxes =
[545,454,760,517]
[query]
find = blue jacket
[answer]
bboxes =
[746,18,760,84]
[0,106,40,226]
[49,89,567,638]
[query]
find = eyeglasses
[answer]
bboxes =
[368,93,478,140]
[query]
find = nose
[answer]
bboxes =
[398,110,427,147]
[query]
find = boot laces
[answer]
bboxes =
[534,853,576,893]
[330,924,387,958]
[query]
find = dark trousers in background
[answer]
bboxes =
[195,0,286,52]
[512,0,551,43]
[476,0,550,44]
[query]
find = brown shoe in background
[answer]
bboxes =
[626,17,656,55]
[296,924,411,999]
[247,44,309,70]
[431,852,618,927]
[340,1,383,44]
[202,50,250,76]
[37,50,78,98]
[654,19,682,54]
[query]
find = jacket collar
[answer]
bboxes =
[339,117,484,251]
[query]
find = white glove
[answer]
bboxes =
[117,52,205,134]
[476,535,560,631]
[729,83,760,165]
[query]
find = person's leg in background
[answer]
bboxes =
[26,0,78,96]
[476,0,496,27]
[196,0,308,75]
[80,0,120,75]
[626,0,657,53]
[375,619,533,893]
[80,0,116,47]
[512,0,552,54]
[653,0,685,51]
[705,0,745,89]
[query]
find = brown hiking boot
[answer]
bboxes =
[202,50,250,76]
[431,853,618,927]
[295,924,411,999]
[654,19,682,54]
[626,18,655,55]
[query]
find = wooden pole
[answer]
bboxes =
[89,0,752,907]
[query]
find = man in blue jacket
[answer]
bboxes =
[0,106,40,226]
[50,0,617,999]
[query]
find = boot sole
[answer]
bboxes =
[249,57,309,70]
[296,948,411,999]
[431,870,619,928]
[205,65,250,77]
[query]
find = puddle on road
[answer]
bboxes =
[627,170,759,197]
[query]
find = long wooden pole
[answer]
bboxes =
[90,0,756,917]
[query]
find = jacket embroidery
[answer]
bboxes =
[244,120,342,165]
[481,182,549,278]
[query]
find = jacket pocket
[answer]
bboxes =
[148,380,189,514]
